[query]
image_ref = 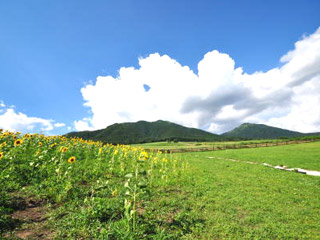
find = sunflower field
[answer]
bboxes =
[0,130,188,239]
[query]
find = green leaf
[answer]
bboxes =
[124,173,133,178]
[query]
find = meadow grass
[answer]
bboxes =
[132,139,281,150]
[0,131,188,239]
[130,141,320,239]
[164,150,320,239]
[204,141,320,171]
[1,131,320,239]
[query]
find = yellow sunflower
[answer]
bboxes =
[24,133,31,138]
[139,151,149,161]
[98,147,103,156]
[14,139,23,146]
[59,146,68,153]
[50,143,57,148]
[0,152,4,159]
[68,156,76,164]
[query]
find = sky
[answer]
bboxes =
[0,0,320,135]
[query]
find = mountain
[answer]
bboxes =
[66,120,223,144]
[222,123,319,139]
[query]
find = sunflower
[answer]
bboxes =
[14,139,23,146]
[24,133,31,138]
[59,146,68,153]
[0,152,3,159]
[50,143,57,148]
[139,151,149,161]
[68,156,76,164]
[98,147,103,156]
[38,142,43,147]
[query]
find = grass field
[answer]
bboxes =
[1,131,320,239]
[132,139,281,150]
[165,150,320,239]
[137,141,320,239]
[204,141,320,171]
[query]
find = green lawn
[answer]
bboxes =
[132,139,281,150]
[145,145,320,239]
[2,135,320,239]
[204,141,320,171]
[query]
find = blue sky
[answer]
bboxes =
[1,0,320,134]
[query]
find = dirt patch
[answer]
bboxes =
[4,197,54,239]
[11,199,47,223]
[13,226,54,240]
[166,209,181,224]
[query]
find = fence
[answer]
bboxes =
[145,138,320,154]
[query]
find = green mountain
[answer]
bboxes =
[222,123,317,139]
[66,120,223,144]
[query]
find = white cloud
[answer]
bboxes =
[80,53,199,130]
[216,105,248,121]
[264,75,320,133]
[74,118,94,131]
[54,123,66,128]
[77,27,320,134]
[0,105,66,134]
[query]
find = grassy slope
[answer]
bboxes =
[146,143,320,239]
[3,136,320,239]
[0,132,189,239]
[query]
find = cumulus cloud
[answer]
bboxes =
[74,118,95,131]
[77,27,320,134]
[0,104,66,133]
[54,123,66,128]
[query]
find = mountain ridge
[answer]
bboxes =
[222,122,320,139]
[66,120,320,144]
[66,120,223,144]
